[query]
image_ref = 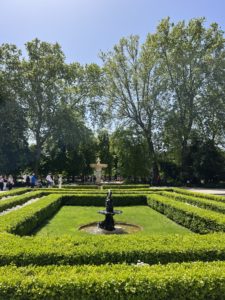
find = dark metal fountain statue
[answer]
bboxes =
[98,190,122,231]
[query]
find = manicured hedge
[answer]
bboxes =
[102,184,150,189]
[40,189,150,195]
[0,191,46,213]
[63,194,147,206]
[1,261,225,299]
[147,194,225,233]
[3,187,225,298]
[160,191,225,214]
[4,233,225,266]
[173,188,225,202]
[62,185,98,189]
[62,184,150,189]
[0,194,63,235]
[0,188,31,200]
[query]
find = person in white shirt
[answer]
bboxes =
[58,175,63,189]
[7,175,14,190]
[46,174,54,187]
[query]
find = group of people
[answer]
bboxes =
[0,173,63,191]
[24,173,62,188]
[0,175,14,191]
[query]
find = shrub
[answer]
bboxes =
[63,194,147,206]
[0,194,63,235]
[2,233,225,266]
[147,194,225,233]
[160,191,225,214]
[0,188,31,200]
[0,262,225,299]
[173,188,225,202]
[0,191,46,213]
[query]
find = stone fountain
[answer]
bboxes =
[98,190,122,231]
[79,190,142,235]
[90,158,108,185]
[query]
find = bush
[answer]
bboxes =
[3,187,225,298]
[0,194,63,235]
[160,191,225,214]
[63,194,147,206]
[0,191,47,213]
[0,188,31,200]
[173,188,225,202]
[2,233,225,266]
[147,194,225,233]
[1,262,225,299]
[62,184,150,189]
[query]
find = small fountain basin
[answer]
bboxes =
[98,210,122,215]
[79,222,142,235]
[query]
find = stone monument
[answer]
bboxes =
[90,158,108,185]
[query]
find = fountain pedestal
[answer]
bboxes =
[98,210,122,231]
[98,190,122,231]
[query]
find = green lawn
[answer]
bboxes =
[35,206,192,236]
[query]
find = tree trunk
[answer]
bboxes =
[34,134,42,175]
[145,134,159,185]
[180,139,188,182]
[34,146,41,175]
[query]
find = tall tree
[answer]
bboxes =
[41,105,97,177]
[19,39,65,174]
[97,130,113,177]
[0,44,29,175]
[155,18,225,178]
[101,36,162,180]
[65,62,104,126]
[197,24,225,144]
[0,100,29,175]
[111,128,151,181]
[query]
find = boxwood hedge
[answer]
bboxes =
[160,191,225,214]
[0,261,225,299]
[147,194,225,233]
[0,188,31,200]
[0,191,46,213]
[1,186,225,298]
[2,233,225,266]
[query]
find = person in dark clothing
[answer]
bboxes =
[26,175,30,187]
[0,176,3,191]
[31,174,37,188]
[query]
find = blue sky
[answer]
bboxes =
[1,0,224,64]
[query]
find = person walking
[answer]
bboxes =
[26,175,30,187]
[3,176,7,190]
[46,173,54,188]
[7,175,14,190]
[31,174,37,188]
[58,175,63,189]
